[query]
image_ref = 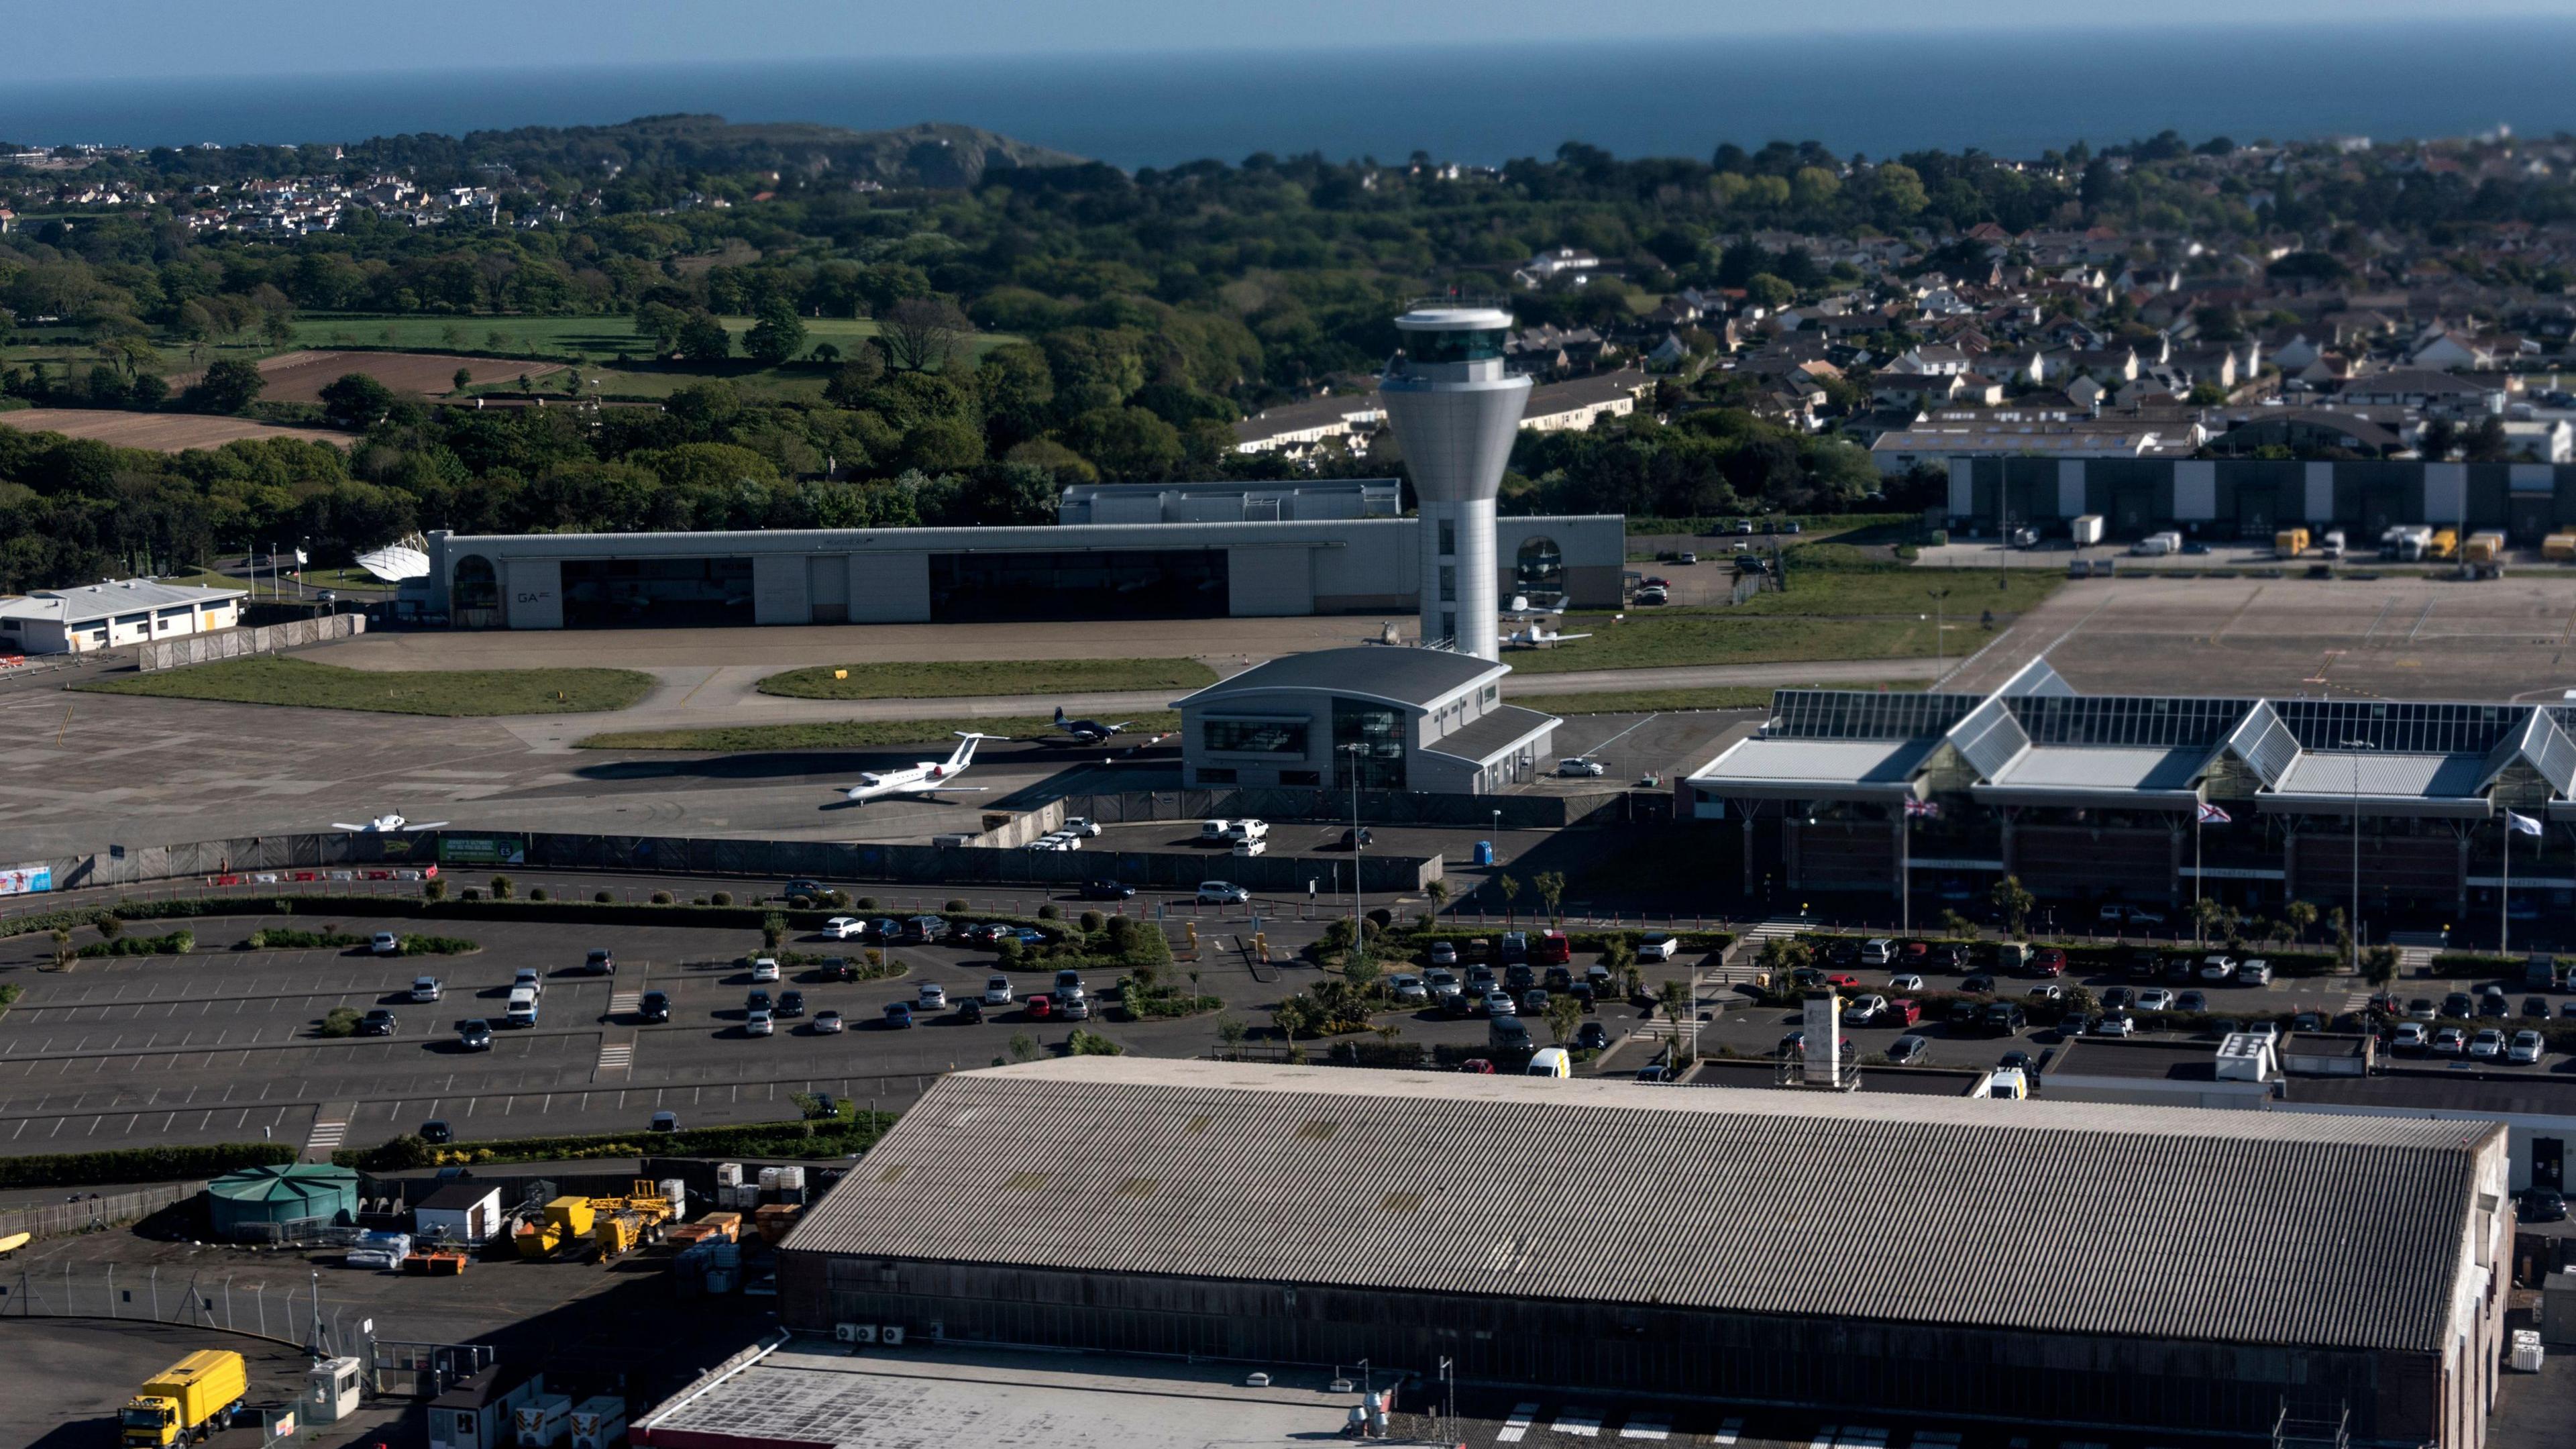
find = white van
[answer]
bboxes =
[1232,839,1268,857]
[1525,1046,1572,1078]
[1226,819,1270,842]
[1200,819,1236,842]
[504,986,540,1028]
[1861,938,1897,965]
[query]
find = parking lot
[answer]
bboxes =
[0,898,1688,1157]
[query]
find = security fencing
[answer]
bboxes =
[0,1259,372,1353]
[0,1181,204,1243]
[137,611,365,672]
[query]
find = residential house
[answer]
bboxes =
[1515,246,1600,288]
[1519,370,1652,433]
[1231,392,1383,458]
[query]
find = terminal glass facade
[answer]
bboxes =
[1332,697,1407,791]
[1201,718,1309,755]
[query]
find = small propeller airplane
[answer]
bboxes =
[1501,621,1593,649]
[842,733,998,804]
[1501,596,1589,650]
[330,812,448,833]
[1052,707,1138,745]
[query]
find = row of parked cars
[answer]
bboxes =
[2393,1022,2550,1063]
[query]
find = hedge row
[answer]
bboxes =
[1415,926,1735,953]
[1789,930,2344,978]
[76,930,195,957]
[0,1141,297,1190]
[333,1114,898,1172]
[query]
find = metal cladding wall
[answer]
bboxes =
[137,612,365,671]
[1948,458,2576,541]
[781,1256,2434,1444]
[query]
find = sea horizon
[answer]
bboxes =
[3,19,2573,169]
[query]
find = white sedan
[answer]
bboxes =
[750,957,782,983]
[2137,987,2176,1011]
[1637,935,1680,962]
[1556,757,1607,778]
[2508,1030,2545,1065]
[1841,994,1889,1026]
[822,916,867,940]
[1888,973,1927,992]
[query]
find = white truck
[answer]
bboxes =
[2318,529,2347,559]
[2131,531,2183,557]
[1224,818,1269,843]
[2068,514,2105,547]
[2383,525,2433,561]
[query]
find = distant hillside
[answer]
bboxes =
[350,115,1088,189]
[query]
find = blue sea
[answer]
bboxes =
[5,21,2573,167]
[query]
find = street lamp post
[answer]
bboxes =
[1339,744,1365,955]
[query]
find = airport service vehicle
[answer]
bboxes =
[1053,708,1138,744]
[329,812,449,834]
[2131,531,2183,557]
[1525,1047,1572,1078]
[841,733,999,804]
[1201,819,1238,841]
[2068,514,2105,547]
[123,1350,247,1447]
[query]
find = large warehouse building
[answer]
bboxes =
[1946,456,2576,543]
[781,1059,2511,1447]
[409,508,1622,630]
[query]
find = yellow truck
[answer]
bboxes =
[2273,527,2310,559]
[123,1350,248,1447]
[2465,531,2508,565]
[2428,528,2459,561]
[2544,531,2576,562]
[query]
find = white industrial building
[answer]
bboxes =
[1173,645,1558,794]
[0,578,246,655]
[412,510,1621,630]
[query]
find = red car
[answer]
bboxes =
[1457,1059,1497,1074]
[1824,973,1862,989]
[1901,941,1930,963]
[2032,949,2067,977]
[1024,994,1055,1020]
[1882,998,1923,1026]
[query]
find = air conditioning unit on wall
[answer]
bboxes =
[834,1323,877,1344]
[879,1326,906,1346]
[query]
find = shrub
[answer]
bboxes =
[1065,1027,1125,1057]
[1038,903,1061,921]
[945,898,970,914]
[650,890,674,905]
[396,934,478,955]
[422,877,448,902]
[490,875,514,900]
[855,896,879,911]
[996,937,1024,965]
[317,1007,362,1037]
[594,891,613,904]
[761,912,789,948]
[96,914,123,941]
[712,891,734,907]
[462,888,484,902]
[1079,910,1106,934]
[528,887,549,902]
[333,1113,899,1171]
[77,930,194,957]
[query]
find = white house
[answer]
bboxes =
[1515,246,1599,288]
[0,578,247,655]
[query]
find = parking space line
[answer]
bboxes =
[1497,1403,1540,1443]
[1711,1417,1743,1444]
[1556,1405,1603,1438]
[1620,1413,1671,1440]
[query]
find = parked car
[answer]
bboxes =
[1556,757,1606,778]
[1054,969,1087,1002]
[2509,1030,2544,1065]
[2443,991,2475,1018]
[954,998,985,1024]
[409,975,442,1003]
[1886,1035,1930,1065]
[1080,879,1136,900]
[2471,1028,2508,1061]
[1576,1022,1610,1051]
[2176,990,2208,1014]
[1637,934,1680,962]
[745,1008,775,1037]
[750,957,782,983]
[1428,940,1458,967]
[916,983,947,1011]
[2290,1011,2323,1032]
[2522,1187,2571,1223]
[638,989,672,1023]
[881,1002,913,1029]
[1483,989,1518,1017]
[1888,972,1927,992]
[823,916,867,939]
[2092,1014,2136,1038]
[2101,986,2134,1011]
[2026,984,2064,1003]
[2240,1019,2280,1044]
[513,968,544,996]
[1025,994,1055,1021]
[784,879,826,899]
[2407,998,2440,1021]
[2432,1026,2468,1056]
[745,989,773,1016]
[2392,1021,2430,1053]
[419,1120,451,1144]
[370,931,400,955]
[1197,881,1250,905]
[773,989,804,1018]
[457,1019,493,1051]
[1426,969,1462,1003]
[1960,973,1996,995]
[2137,987,2176,1011]
[358,1008,398,1036]
[1060,995,1093,1022]
[1521,988,1550,1016]
[2199,955,2236,981]
[812,1009,845,1034]
[1389,974,1429,1005]
[1882,998,1924,1026]
[2031,948,2066,977]
[2236,960,2273,986]
[649,1111,681,1133]
[2527,997,2554,1018]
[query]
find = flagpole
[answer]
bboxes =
[1900,801,1911,937]
[2194,807,2203,948]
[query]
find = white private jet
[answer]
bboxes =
[1053,707,1138,745]
[842,733,999,804]
[1501,623,1593,649]
[331,812,449,833]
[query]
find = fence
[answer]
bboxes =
[138,611,364,672]
[11,828,1444,902]
[1059,787,1628,832]
[0,1258,371,1352]
[0,1181,204,1243]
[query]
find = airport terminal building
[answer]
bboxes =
[1171,645,1558,794]
[409,508,1621,630]
[1682,659,2576,916]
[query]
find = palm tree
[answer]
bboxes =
[1497,874,1521,926]
[1532,871,1566,926]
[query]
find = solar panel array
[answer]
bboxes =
[2004,694,2257,749]
[1768,690,1984,741]
[2273,700,2526,754]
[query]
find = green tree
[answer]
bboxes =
[675,310,733,364]
[1990,875,2035,937]
[1532,870,1566,926]
[1496,874,1521,926]
[1545,992,1584,1046]
[1658,978,1695,1063]
[1745,273,1797,309]
[191,358,265,414]
[743,297,808,366]
[318,372,397,428]
[2286,899,2318,943]
[2364,944,2400,988]
[881,297,971,372]
[451,366,472,394]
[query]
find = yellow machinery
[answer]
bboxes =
[123,1350,247,1447]
[582,1180,676,1260]
[512,1217,564,1259]
[2465,531,2508,565]
[2429,528,2459,561]
[2273,527,2309,559]
[2544,531,2576,562]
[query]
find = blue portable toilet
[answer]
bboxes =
[1473,840,1495,867]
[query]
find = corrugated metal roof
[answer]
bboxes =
[2276,750,2488,801]
[1690,737,1935,789]
[1422,704,1558,765]
[788,1060,2487,1354]
[1982,745,2205,794]
[1175,646,1501,710]
[0,578,244,625]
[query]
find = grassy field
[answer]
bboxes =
[758,657,1218,701]
[77,657,657,716]
[1507,683,1922,715]
[578,710,1183,752]
[1512,551,2059,675]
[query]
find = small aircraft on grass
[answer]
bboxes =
[330,812,449,833]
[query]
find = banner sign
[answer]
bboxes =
[0,863,51,896]
[437,835,526,867]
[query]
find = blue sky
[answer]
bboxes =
[17,1,2570,81]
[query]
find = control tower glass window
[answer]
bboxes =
[1402,328,1507,366]
[1332,697,1407,792]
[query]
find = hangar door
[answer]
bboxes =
[1226,547,1315,616]
[928,549,1229,622]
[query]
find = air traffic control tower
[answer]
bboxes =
[1377,301,1530,661]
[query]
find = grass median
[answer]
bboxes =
[757,657,1216,700]
[579,710,1183,751]
[76,655,657,716]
